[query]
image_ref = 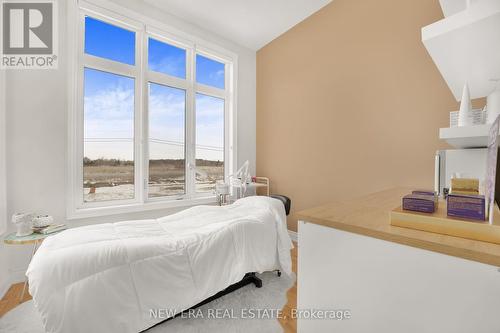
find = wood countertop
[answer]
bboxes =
[296,187,500,267]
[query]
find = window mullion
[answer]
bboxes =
[75,11,86,209]
[185,48,196,199]
[224,63,230,184]
[82,54,137,78]
[142,31,151,203]
[135,26,146,204]
[147,71,189,90]
[194,83,226,99]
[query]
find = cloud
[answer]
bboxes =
[196,94,224,119]
[83,82,225,161]
[149,84,185,118]
[213,69,224,80]
[149,56,185,78]
[84,86,134,121]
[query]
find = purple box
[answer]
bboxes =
[402,194,436,213]
[447,194,486,221]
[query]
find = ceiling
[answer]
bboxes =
[143,0,333,50]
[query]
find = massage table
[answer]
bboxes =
[26,196,293,333]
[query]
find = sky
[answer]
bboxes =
[83,16,225,162]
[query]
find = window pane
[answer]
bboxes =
[85,16,135,65]
[148,38,186,79]
[83,68,135,202]
[149,83,186,198]
[195,93,224,193]
[196,54,225,89]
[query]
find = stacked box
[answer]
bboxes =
[447,194,486,221]
[402,193,437,213]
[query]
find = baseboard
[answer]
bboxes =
[0,275,10,299]
[288,230,298,244]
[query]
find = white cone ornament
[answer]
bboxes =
[458,82,472,127]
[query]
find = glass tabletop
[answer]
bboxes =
[3,231,61,245]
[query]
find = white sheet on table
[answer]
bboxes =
[26,196,293,333]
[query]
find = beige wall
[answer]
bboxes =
[256,0,485,231]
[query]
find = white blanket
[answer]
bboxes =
[26,196,293,333]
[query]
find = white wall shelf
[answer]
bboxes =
[422,0,500,101]
[439,0,471,18]
[439,124,494,148]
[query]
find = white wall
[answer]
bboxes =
[0,60,10,297]
[2,0,256,287]
[0,69,5,236]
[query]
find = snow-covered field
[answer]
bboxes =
[83,163,223,202]
[83,181,218,202]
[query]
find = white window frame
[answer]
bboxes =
[67,0,237,219]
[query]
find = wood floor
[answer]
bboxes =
[0,281,32,318]
[0,243,299,332]
[279,243,298,333]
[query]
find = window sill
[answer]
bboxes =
[67,196,217,220]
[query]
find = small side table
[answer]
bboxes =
[4,231,62,302]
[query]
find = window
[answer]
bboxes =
[83,68,135,202]
[195,93,224,193]
[70,4,235,217]
[196,54,225,89]
[148,83,186,198]
[84,17,135,65]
